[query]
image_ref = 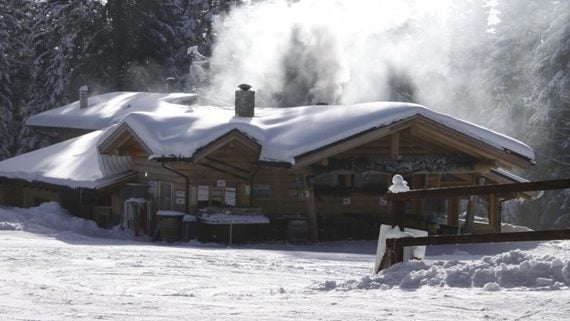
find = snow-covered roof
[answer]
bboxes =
[0,130,134,189]
[7,98,534,190]
[25,91,220,131]
[99,102,535,165]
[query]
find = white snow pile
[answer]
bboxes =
[315,249,570,291]
[0,202,131,240]
[501,223,533,233]
[0,221,23,231]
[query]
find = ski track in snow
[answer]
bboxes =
[1,204,570,320]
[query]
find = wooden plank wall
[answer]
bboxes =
[22,187,61,207]
[0,185,23,207]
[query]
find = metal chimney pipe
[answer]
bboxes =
[79,85,89,109]
[235,84,255,117]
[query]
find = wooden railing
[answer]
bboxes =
[384,229,570,268]
[386,178,570,229]
[377,178,570,271]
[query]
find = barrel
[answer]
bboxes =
[160,217,181,242]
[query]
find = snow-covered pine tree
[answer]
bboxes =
[0,3,17,159]
[19,0,111,153]
[178,0,241,92]
[485,0,554,139]
[520,0,570,228]
[446,0,494,125]
[0,0,34,159]
[107,0,207,92]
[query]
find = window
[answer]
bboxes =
[252,184,272,199]
[197,185,210,209]
[158,181,173,210]
[196,183,238,208]
[224,187,237,206]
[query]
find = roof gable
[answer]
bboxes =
[191,129,261,162]
[98,123,153,157]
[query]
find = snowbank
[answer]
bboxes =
[0,202,131,240]
[316,249,570,291]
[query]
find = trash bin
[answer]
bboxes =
[156,210,185,242]
[182,215,199,241]
[287,219,308,243]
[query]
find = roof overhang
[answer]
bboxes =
[292,117,415,169]
[292,115,533,170]
[0,171,137,195]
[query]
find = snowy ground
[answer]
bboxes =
[1,203,570,321]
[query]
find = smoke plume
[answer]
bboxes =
[207,1,465,109]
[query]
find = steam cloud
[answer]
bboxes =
[206,0,493,122]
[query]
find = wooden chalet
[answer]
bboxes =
[0,86,536,242]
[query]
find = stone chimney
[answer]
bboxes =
[79,85,89,109]
[235,84,255,117]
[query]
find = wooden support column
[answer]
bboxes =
[391,200,406,229]
[304,175,319,242]
[447,197,459,227]
[464,175,483,233]
[489,194,501,232]
[386,238,405,266]
[412,175,424,218]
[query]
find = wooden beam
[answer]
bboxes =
[390,133,399,159]
[204,156,251,175]
[489,194,501,232]
[391,200,405,227]
[387,178,570,201]
[197,163,250,182]
[390,229,570,247]
[447,197,459,226]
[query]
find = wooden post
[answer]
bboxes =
[229,223,233,246]
[304,175,319,242]
[464,176,484,233]
[489,194,501,232]
[447,197,459,227]
[391,200,405,229]
[412,175,424,218]
[386,238,405,265]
